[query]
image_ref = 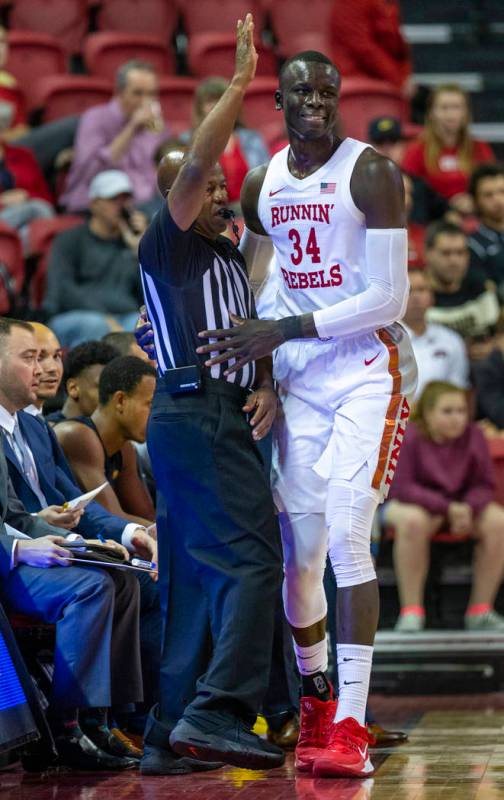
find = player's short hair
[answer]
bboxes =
[98,356,156,405]
[63,340,120,384]
[280,51,339,87]
[102,331,137,357]
[425,220,466,250]
[469,163,504,197]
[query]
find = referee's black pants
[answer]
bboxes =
[145,377,283,743]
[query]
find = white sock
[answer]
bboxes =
[335,644,373,726]
[293,638,328,676]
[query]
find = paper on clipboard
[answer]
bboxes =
[66,482,108,511]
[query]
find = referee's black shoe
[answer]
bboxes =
[169,713,286,770]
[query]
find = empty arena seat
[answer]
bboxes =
[188,33,278,79]
[338,78,407,142]
[27,216,83,308]
[84,32,175,81]
[6,31,66,112]
[7,0,90,55]
[31,75,113,123]
[158,76,197,136]
[263,0,333,57]
[242,77,280,134]
[95,0,179,37]
[0,223,25,316]
[178,0,264,36]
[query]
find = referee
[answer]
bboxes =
[139,15,284,774]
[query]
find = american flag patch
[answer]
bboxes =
[320,182,336,194]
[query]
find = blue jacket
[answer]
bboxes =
[2,411,126,543]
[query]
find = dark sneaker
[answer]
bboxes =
[169,715,285,770]
[140,744,224,775]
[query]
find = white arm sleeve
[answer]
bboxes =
[239,226,274,297]
[313,228,409,339]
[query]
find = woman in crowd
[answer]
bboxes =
[385,381,504,633]
[402,84,494,216]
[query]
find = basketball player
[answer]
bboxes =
[197,51,417,778]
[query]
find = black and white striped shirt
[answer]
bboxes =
[139,203,256,390]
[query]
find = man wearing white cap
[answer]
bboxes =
[44,170,147,347]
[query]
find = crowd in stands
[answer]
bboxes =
[1,0,504,774]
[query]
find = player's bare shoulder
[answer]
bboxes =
[240,164,269,235]
[350,147,406,228]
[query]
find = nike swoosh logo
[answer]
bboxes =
[364,353,379,366]
[269,187,286,197]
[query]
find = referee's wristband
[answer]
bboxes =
[277,315,303,342]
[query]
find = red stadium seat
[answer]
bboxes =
[96,0,179,38]
[31,75,113,123]
[264,0,333,57]
[6,31,66,112]
[27,216,83,308]
[0,223,25,316]
[242,77,280,134]
[84,32,175,81]
[7,0,90,55]
[188,33,278,79]
[178,0,264,36]
[158,76,197,136]
[338,78,407,142]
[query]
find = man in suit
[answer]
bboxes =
[0,317,142,770]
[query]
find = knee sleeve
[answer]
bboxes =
[279,511,328,628]
[326,464,379,589]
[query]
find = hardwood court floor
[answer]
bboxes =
[2,695,504,800]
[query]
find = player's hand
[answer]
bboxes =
[243,387,278,440]
[16,536,72,568]
[233,13,257,89]
[37,504,83,530]
[131,529,158,581]
[135,307,157,361]
[197,312,284,375]
[447,502,473,536]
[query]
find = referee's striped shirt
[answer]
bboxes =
[139,203,256,390]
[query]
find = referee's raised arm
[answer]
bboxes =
[166,14,257,231]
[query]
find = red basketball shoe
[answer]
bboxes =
[312,717,375,778]
[294,695,337,773]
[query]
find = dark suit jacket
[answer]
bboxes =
[2,412,126,543]
[0,438,62,579]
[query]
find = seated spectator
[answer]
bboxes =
[424,220,500,358]
[61,60,169,213]
[102,330,152,362]
[0,26,28,141]
[181,77,269,206]
[469,163,504,302]
[55,356,156,526]
[0,318,143,770]
[403,268,470,398]
[385,381,504,633]
[329,0,412,94]
[0,101,54,251]
[45,340,119,425]
[402,85,495,215]
[472,327,504,433]
[44,170,146,347]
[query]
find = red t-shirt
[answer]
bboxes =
[401,138,495,199]
[0,143,52,204]
[330,0,411,89]
[219,135,249,204]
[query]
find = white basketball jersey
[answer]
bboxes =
[258,138,371,320]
